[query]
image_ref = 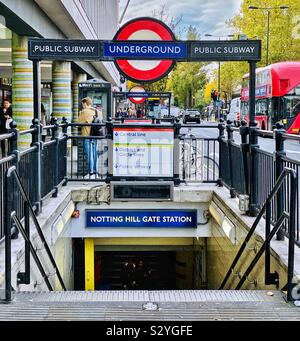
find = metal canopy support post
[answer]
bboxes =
[33,60,42,213]
[248,61,259,216]
[275,123,286,241]
[249,62,256,127]
[4,169,13,302]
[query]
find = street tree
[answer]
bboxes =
[210,0,300,101]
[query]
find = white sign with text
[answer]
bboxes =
[113,127,174,177]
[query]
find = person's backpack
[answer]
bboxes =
[90,109,106,137]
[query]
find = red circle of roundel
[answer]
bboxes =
[129,85,146,104]
[113,17,176,83]
[130,97,145,104]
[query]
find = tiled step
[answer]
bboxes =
[0,290,299,321]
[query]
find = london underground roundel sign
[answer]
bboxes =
[113,17,176,83]
[129,85,146,104]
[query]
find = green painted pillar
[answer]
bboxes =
[72,72,87,122]
[52,61,72,123]
[12,33,33,148]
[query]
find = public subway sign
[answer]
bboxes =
[28,39,102,60]
[189,40,261,61]
[86,210,197,228]
[28,17,261,82]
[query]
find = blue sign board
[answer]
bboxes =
[28,39,261,62]
[86,210,197,228]
[256,85,267,97]
[28,39,101,60]
[103,42,187,59]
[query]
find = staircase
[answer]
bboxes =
[0,290,299,321]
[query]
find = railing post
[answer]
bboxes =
[274,122,286,241]
[173,119,181,186]
[106,119,114,183]
[17,201,31,285]
[217,119,226,186]
[264,201,279,286]
[62,116,69,135]
[249,122,260,216]
[226,120,235,198]
[287,170,297,301]
[4,167,15,302]
[61,117,69,185]
[7,120,18,154]
[51,117,59,197]
[30,118,42,213]
[51,117,59,140]
[239,120,249,195]
[7,121,20,240]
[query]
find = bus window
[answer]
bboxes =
[255,99,268,116]
[283,96,300,118]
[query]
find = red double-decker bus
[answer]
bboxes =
[240,61,300,133]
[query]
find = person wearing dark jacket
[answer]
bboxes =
[0,100,13,157]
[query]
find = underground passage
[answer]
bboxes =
[73,240,205,291]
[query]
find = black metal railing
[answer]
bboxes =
[68,135,108,181]
[0,155,15,243]
[180,134,219,182]
[282,156,300,245]
[254,148,277,226]
[217,120,300,245]
[0,119,68,242]
[4,165,66,302]
[219,167,297,301]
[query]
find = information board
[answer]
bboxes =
[113,127,174,177]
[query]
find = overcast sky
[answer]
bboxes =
[119,0,243,38]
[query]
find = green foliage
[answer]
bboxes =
[231,0,300,66]
[169,26,207,108]
[212,0,300,100]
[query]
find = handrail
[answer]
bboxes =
[19,128,36,136]
[256,129,273,138]
[11,212,53,291]
[0,132,14,141]
[4,165,66,301]
[282,133,300,141]
[219,167,297,301]
[0,154,15,166]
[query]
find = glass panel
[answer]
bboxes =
[283,95,300,118]
[255,99,268,116]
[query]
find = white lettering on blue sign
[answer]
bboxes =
[86,210,197,228]
[32,44,97,55]
[104,42,187,59]
[194,46,256,54]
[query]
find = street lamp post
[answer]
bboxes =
[205,33,234,119]
[249,5,289,66]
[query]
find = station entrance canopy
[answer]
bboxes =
[27,17,261,126]
[28,39,261,63]
[112,92,172,99]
